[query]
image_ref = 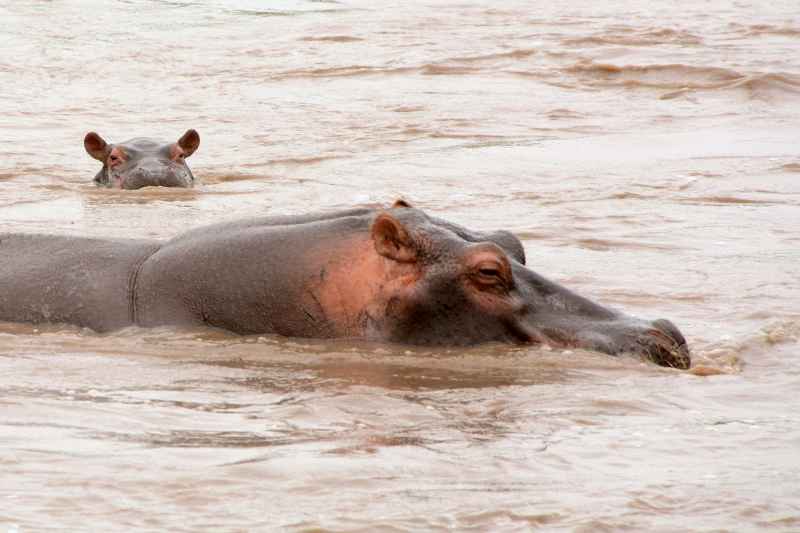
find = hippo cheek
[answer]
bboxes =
[434,286,538,346]
[466,291,546,345]
[380,286,524,347]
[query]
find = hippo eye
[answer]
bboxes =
[471,263,509,293]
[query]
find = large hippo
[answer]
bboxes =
[84,130,200,189]
[0,203,690,368]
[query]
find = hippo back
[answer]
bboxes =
[0,234,161,331]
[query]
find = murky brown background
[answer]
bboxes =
[1,0,799,531]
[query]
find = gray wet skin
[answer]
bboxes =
[84,130,200,189]
[0,204,690,369]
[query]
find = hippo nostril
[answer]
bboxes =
[648,329,676,346]
[642,328,691,370]
[651,318,686,344]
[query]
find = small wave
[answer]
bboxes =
[747,24,800,36]
[392,106,425,113]
[565,27,702,47]
[602,192,649,200]
[449,49,538,63]
[428,132,512,141]
[775,163,800,173]
[573,237,678,252]
[679,196,774,205]
[274,63,477,80]
[659,87,694,101]
[112,429,302,449]
[396,127,427,136]
[81,187,200,203]
[266,155,346,165]
[728,73,800,96]
[761,321,800,344]
[689,321,800,373]
[688,339,744,372]
[274,54,542,80]
[566,62,800,99]
[566,62,744,89]
[274,65,386,79]
[547,108,585,119]
[421,64,479,76]
[299,35,364,42]
[202,171,269,183]
[686,365,730,376]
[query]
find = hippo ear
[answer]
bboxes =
[392,198,413,208]
[84,132,108,162]
[484,230,526,265]
[371,212,417,263]
[178,129,200,158]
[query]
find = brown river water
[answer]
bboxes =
[1,0,800,531]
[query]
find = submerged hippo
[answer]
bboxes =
[84,130,200,189]
[0,204,690,368]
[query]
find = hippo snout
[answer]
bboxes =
[640,318,690,369]
[120,168,191,190]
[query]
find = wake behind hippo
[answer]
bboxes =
[84,129,200,189]
[0,204,690,369]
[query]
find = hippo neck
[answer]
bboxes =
[293,233,417,340]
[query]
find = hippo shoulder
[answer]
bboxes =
[165,208,378,245]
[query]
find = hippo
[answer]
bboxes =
[0,203,690,368]
[84,130,200,189]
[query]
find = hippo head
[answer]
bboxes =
[368,208,690,369]
[84,130,200,189]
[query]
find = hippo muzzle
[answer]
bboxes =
[638,318,691,369]
[116,166,191,190]
[526,316,691,369]
[508,266,691,369]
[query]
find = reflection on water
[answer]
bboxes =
[1,0,800,530]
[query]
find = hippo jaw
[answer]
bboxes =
[369,209,691,369]
[84,129,199,189]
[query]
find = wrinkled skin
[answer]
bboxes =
[84,130,200,189]
[0,204,690,368]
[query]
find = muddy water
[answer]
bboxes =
[1,0,799,531]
